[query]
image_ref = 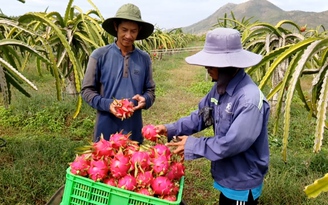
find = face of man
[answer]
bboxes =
[115,20,140,50]
[205,67,219,82]
[205,67,239,82]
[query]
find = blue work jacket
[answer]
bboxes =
[166,69,270,190]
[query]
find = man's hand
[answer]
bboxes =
[155,125,168,136]
[109,100,122,118]
[132,94,146,110]
[166,135,188,155]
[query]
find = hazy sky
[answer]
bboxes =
[0,0,327,29]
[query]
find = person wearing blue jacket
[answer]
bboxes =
[156,28,270,205]
[81,4,155,143]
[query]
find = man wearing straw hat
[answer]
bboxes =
[81,3,155,143]
[156,28,270,205]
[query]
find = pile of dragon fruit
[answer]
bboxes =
[69,124,185,202]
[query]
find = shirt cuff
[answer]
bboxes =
[184,136,198,160]
[165,123,176,142]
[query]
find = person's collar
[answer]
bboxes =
[216,68,240,95]
[113,40,135,55]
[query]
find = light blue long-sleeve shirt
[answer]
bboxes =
[165,69,270,191]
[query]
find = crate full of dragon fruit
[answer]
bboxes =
[61,126,185,205]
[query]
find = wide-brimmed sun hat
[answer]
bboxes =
[185,28,262,68]
[102,3,154,40]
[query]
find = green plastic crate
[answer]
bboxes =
[60,168,184,205]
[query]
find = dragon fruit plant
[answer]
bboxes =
[69,130,185,202]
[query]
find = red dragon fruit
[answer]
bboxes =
[110,152,131,178]
[169,182,180,196]
[137,188,154,196]
[150,144,172,160]
[141,124,159,141]
[151,176,174,196]
[152,155,170,176]
[87,159,109,182]
[166,162,185,181]
[117,174,137,191]
[103,177,117,187]
[92,135,115,159]
[136,171,153,188]
[69,154,90,176]
[161,195,177,201]
[114,98,134,120]
[131,151,151,172]
[124,142,140,156]
[109,131,130,149]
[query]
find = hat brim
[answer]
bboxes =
[102,17,154,40]
[185,49,262,68]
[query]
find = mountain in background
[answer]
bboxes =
[182,0,328,34]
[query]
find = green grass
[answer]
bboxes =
[1,51,328,205]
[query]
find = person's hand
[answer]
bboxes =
[154,125,167,136]
[109,99,134,119]
[166,135,188,155]
[109,100,122,118]
[132,94,146,110]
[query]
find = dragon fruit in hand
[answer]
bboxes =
[114,98,134,120]
[141,124,159,141]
